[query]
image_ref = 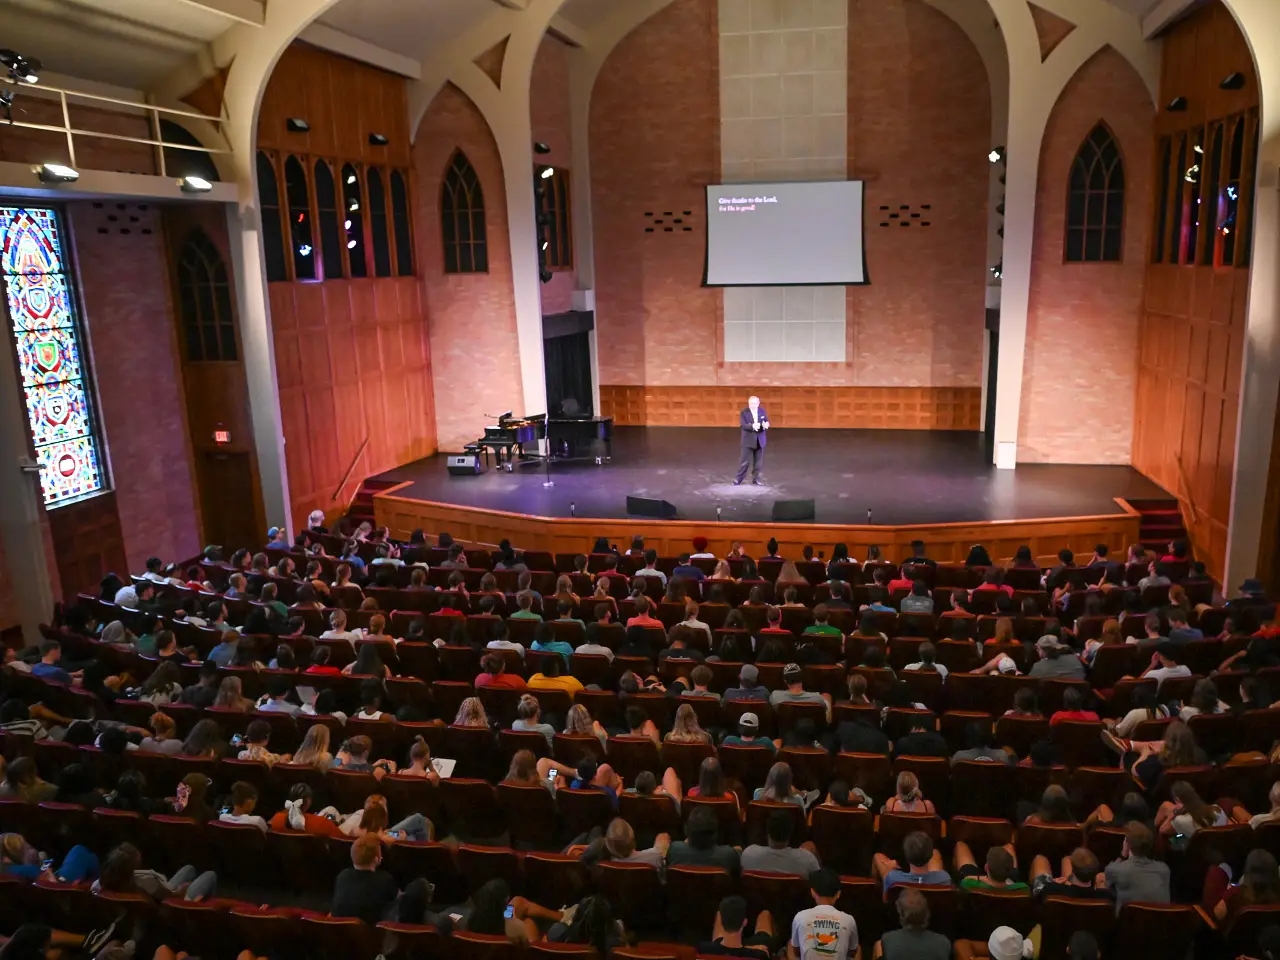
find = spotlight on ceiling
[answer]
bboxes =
[36,163,79,183]
[990,261,1003,280]
[0,49,41,84]
[369,133,388,146]
[539,165,555,180]
[1167,96,1188,112]
[988,146,1005,164]
[1220,72,1246,90]
[179,175,212,193]
[286,117,310,132]
[541,240,549,251]
[533,141,551,155]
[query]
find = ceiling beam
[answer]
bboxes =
[298,21,422,79]
[546,14,589,48]
[1140,0,1205,37]
[169,0,265,27]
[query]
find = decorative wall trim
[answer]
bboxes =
[599,385,982,430]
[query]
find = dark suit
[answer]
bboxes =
[736,405,768,483]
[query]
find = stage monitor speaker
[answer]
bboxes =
[626,495,677,519]
[446,454,482,476]
[772,498,815,522]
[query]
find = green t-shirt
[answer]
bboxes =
[136,633,157,656]
[510,610,543,621]
[960,877,1029,892]
[803,624,843,637]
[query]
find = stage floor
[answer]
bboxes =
[372,427,1170,526]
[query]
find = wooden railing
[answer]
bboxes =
[332,437,370,510]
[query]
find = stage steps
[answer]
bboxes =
[347,478,400,528]
[1127,497,1188,553]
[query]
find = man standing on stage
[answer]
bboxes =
[735,395,769,485]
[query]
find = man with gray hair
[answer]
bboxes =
[735,395,769,485]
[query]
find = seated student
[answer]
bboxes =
[701,894,775,960]
[666,703,713,745]
[531,621,574,665]
[96,840,217,902]
[667,805,740,872]
[1179,678,1228,720]
[803,604,843,639]
[900,580,934,614]
[219,780,269,832]
[269,783,344,837]
[1210,848,1280,925]
[902,641,947,679]
[619,704,661,745]
[952,842,1027,892]
[236,720,292,766]
[342,794,432,843]
[330,834,446,928]
[820,780,872,811]
[136,711,184,755]
[687,756,737,808]
[951,721,1013,766]
[742,810,821,876]
[569,757,623,808]
[879,887,950,960]
[722,712,778,753]
[769,663,832,719]
[474,652,527,690]
[1155,780,1227,849]
[671,664,720,701]
[512,694,556,747]
[873,831,951,891]
[724,664,770,702]
[659,626,706,664]
[578,817,669,868]
[334,734,397,778]
[1103,822,1170,911]
[892,719,948,759]
[179,659,221,707]
[1049,687,1100,725]
[510,592,544,621]
[528,651,585,696]
[256,676,301,715]
[486,620,526,661]
[754,761,818,809]
[1030,847,1114,902]
[882,772,934,815]
[789,869,858,960]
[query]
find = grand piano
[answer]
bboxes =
[469,411,613,468]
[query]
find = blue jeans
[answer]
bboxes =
[169,865,218,901]
[55,845,99,883]
[389,813,432,842]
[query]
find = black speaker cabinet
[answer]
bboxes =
[626,495,678,519]
[446,454,482,476]
[772,498,815,522]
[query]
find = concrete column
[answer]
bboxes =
[568,47,601,414]
[0,349,57,643]
[1224,0,1280,590]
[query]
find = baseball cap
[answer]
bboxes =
[268,526,281,538]
[996,655,1018,675]
[1239,578,1264,595]
[739,712,759,731]
[988,927,1030,960]
[1035,635,1062,653]
[783,662,803,680]
[739,663,759,685]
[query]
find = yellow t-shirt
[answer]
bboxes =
[527,674,585,696]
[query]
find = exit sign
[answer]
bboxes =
[213,429,231,445]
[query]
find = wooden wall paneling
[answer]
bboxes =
[47,493,127,601]
[599,386,982,430]
[374,487,1143,567]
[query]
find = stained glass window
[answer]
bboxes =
[2,206,106,506]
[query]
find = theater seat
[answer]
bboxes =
[522,852,586,912]
[593,861,663,930]
[457,843,524,895]
[498,782,559,850]
[809,805,874,875]
[1110,902,1202,959]
[299,914,382,960]
[665,865,733,938]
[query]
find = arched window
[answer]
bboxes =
[160,119,219,183]
[1184,129,1204,262]
[283,156,315,280]
[1169,134,1187,264]
[1201,124,1224,266]
[256,151,287,282]
[1066,124,1124,262]
[342,163,367,279]
[314,159,343,281]
[177,229,236,362]
[1153,139,1170,263]
[367,167,392,277]
[1222,119,1245,265]
[441,150,487,273]
[390,170,414,276]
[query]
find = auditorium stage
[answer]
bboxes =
[370,427,1169,526]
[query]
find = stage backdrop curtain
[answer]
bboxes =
[544,330,593,417]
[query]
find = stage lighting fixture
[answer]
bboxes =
[988,146,1005,164]
[369,133,388,146]
[539,165,554,180]
[286,117,310,132]
[1167,96,1188,112]
[0,49,41,84]
[990,261,1003,279]
[540,267,553,283]
[298,244,312,257]
[36,163,79,183]
[179,175,212,193]
[533,141,551,154]
[1220,72,1245,90]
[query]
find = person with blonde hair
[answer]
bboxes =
[292,724,333,770]
[504,749,543,787]
[882,771,935,814]
[563,703,608,746]
[212,676,253,712]
[665,703,712,745]
[454,696,490,729]
[711,559,734,581]
[399,736,440,783]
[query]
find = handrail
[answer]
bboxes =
[1173,453,1200,527]
[333,437,371,503]
[1,79,230,178]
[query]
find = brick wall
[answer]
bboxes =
[1018,48,1154,464]
[71,201,202,569]
[590,0,990,391]
[532,35,577,317]
[414,82,523,451]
